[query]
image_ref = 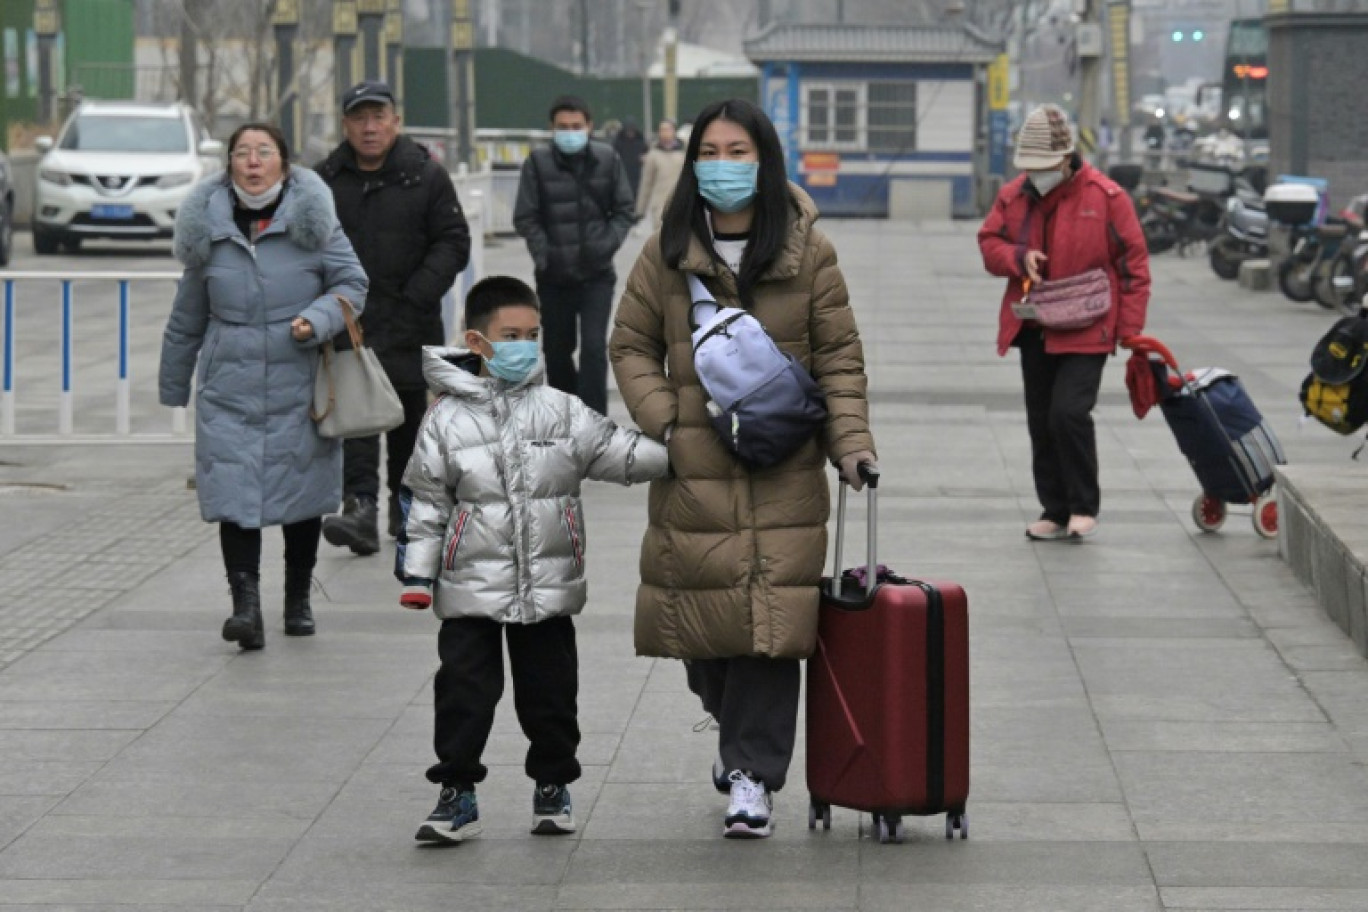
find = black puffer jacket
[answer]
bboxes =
[513,141,636,285]
[317,134,471,388]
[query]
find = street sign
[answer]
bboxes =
[273,0,300,26]
[34,0,59,36]
[1109,1,1131,125]
[451,21,474,51]
[334,1,358,35]
[988,54,1009,111]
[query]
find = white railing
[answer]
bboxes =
[1,203,484,445]
[1,271,185,444]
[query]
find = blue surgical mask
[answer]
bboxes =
[553,129,589,155]
[478,336,540,384]
[694,161,759,213]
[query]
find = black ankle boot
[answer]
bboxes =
[322,495,380,556]
[223,570,264,650]
[283,565,316,637]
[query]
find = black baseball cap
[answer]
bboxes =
[342,80,395,113]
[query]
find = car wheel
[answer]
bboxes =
[0,199,11,267]
[33,226,59,255]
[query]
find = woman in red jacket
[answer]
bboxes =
[978,104,1150,541]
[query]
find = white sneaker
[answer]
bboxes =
[723,770,773,838]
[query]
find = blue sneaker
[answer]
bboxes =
[531,783,575,835]
[415,786,480,844]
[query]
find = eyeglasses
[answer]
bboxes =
[231,146,280,161]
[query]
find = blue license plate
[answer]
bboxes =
[90,204,134,220]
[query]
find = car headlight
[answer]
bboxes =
[156,172,195,189]
[39,167,71,187]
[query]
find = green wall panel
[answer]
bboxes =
[0,0,38,149]
[403,46,759,131]
[63,0,134,100]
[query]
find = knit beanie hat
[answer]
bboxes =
[1014,104,1076,170]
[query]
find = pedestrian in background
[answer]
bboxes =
[159,123,368,650]
[635,118,686,229]
[316,80,471,556]
[977,103,1150,542]
[613,118,649,197]
[610,98,876,839]
[514,95,636,415]
[398,276,668,844]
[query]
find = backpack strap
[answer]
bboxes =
[687,274,721,332]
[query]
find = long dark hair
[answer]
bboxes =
[659,99,791,307]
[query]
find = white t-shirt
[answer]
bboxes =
[712,231,749,274]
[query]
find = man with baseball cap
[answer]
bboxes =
[316,81,471,555]
[977,104,1151,543]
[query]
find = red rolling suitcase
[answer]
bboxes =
[806,466,970,844]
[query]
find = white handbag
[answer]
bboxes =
[310,296,405,439]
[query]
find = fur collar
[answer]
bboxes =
[174,167,338,267]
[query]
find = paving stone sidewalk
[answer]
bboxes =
[3,220,1368,910]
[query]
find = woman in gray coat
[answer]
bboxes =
[159,123,368,650]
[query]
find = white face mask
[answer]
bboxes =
[1027,169,1065,196]
[233,179,284,210]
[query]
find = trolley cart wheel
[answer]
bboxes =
[946,812,969,840]
[877,815,901,845]
[1253,492,1279,539]
[808,799,832,831]
[1192,494,1227,533]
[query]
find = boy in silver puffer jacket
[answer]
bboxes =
[397,276,668,845]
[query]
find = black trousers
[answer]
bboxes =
[219,519,323,575]
[537,274,615,416]
[427,615,581,789]
[686,656,801,792]
[341,387,429,502]
[1017,327,1108,523]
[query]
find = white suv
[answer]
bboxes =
[34,101,223,254]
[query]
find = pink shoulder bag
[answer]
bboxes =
[1011,267,1112,331]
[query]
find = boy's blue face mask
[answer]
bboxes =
[694,160,759,213]
[553,129,589,155]
[477,335,540,383]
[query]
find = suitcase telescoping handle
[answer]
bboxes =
[832,462,880,597]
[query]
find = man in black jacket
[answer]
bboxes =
[317,80,471,555]
[514,96,635,415]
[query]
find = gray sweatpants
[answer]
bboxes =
[686,656,801,792]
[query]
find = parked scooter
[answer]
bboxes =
[1277,219,1354,304]
[1141,164,1235,256]
[1209,180,1269,280]
[1318,195,1368,315]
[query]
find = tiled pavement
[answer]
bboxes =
[3,219,1368,910]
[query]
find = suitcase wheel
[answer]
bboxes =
[945,811,969,840]
[807,799,831,831]
[1192,494,1227,533]
[1253,492,1279,539]
[873,813,904,845]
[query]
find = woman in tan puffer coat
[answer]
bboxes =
[610,98,875,838]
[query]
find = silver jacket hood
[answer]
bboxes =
[399,346,669,624]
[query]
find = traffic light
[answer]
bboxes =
[1193,29,1204,41]
[1172,29,1184,41]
